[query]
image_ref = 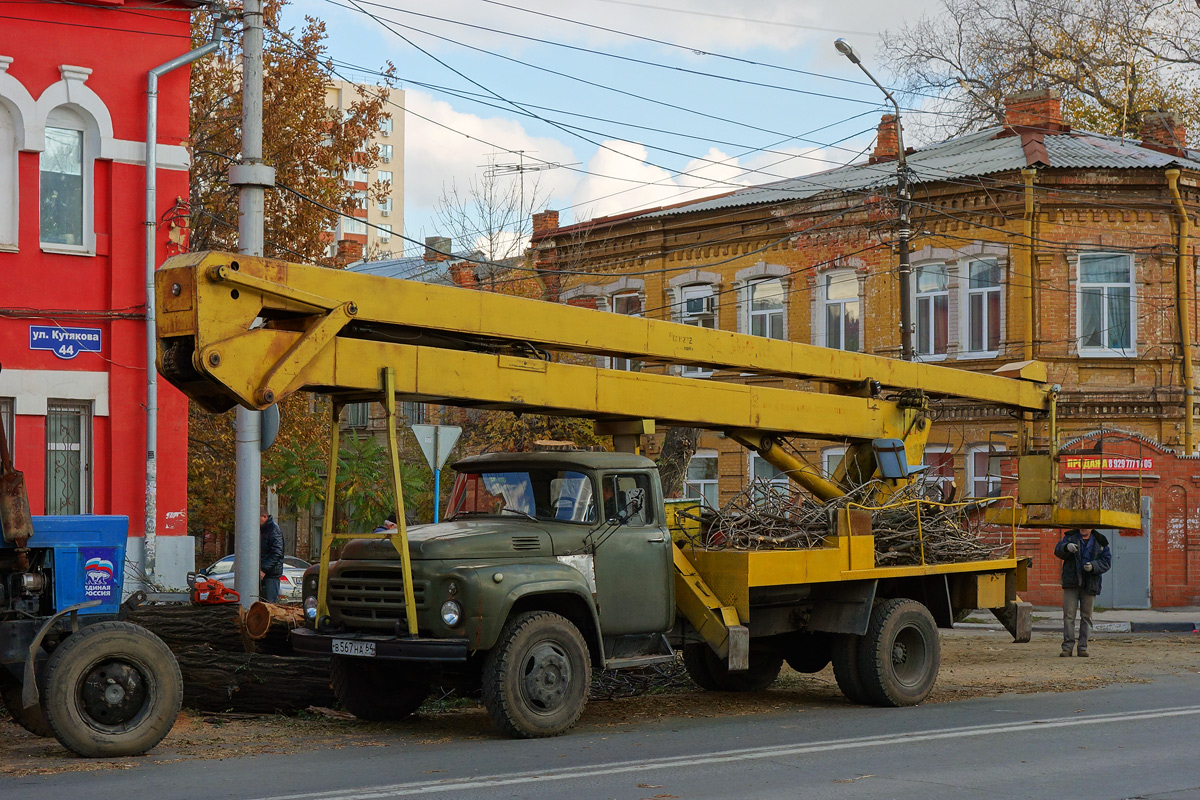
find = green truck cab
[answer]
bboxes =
[291,451,676,737]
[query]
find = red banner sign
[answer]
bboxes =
[1063,456,1152,471]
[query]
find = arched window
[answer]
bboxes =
[0,101,15,249]
[40,106,95,252]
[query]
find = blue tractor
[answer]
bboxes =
[1,418,182,757]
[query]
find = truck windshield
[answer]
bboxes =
[448,469,596,523]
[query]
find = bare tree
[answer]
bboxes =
[431,168,549,273]
[880,0,1200,141]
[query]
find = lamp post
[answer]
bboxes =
[835,38,914,361]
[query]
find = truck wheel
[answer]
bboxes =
[831,634,871,704]
[857,599,940,707]
[41,621,182,758]
[1,683,53,738]
[780,632,833,674]
[682,644,782,692]
[482,611,591,738]
[330,657,430,721]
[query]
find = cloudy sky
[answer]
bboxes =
[286,0,941,256]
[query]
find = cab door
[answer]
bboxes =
[590,472,675,634]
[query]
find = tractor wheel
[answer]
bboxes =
[41,621,182,757]
[857,599,940,707]
[682,643,782,692]
[330,657,430,721]
[1,683,53,738]
[482,611,591,738]
[831,633,871,704]
[779,632,833,674]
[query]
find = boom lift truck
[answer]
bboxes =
[155,251,1140,738]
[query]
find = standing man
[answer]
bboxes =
[259,509,285,603]
[1053,528,1112,657]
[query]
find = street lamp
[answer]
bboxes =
[835,38,914,361]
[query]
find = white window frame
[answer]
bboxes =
[40,107,96,255]
[44,401,91,514]
[342,217,367,235]
[822,446,846,480]
[749,453,790,501]
[379,116,393,136]
[377,169,393,185]
[744,277,786,340]
[377,223,392,243]
[961,258,1003,358]
[914,262,949,360]
[680,284,716,377]
[607,291,643,371]
[920,445,955,500]
[345,165,368,183]
[378,196,393,213]
[683,450,719,509]
[819,270,861,352]
[1076,252,1136,357]
[967,444,1005,500]
[379,144,393,163]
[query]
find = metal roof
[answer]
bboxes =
[348,254,474,284]
[638,126,1200,220]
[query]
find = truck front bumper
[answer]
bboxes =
[290,628,470,662]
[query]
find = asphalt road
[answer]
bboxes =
[7,675,1200,800]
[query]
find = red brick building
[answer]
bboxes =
[0,1,201,588]
[530,90,1200,607]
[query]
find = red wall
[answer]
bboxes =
[1013,434,1200,607]
[0,0,195,537]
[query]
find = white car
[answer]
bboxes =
[201,554,309,601]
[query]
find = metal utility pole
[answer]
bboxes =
[835,39,914,361]
[229,0,275,607]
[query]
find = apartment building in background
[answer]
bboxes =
[324,79,404,258]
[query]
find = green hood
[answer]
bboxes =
[338,519,557,561]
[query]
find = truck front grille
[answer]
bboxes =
[328,570,428,631]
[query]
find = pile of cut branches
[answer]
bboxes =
[681,478,1006,566]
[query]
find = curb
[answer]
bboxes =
[957,621,1199,633]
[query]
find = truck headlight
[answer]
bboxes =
[304,595,319,620]
[440,600,463,627]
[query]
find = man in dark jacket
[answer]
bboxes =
[259,511,285,602]
[1053,528,1112,657]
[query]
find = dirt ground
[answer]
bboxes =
[3,629,1198,778]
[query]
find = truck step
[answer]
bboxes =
[603,653,679,669]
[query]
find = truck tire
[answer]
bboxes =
[330,657,430,721]
[831,633,871,704]
[1,683,53,738]
[779,632,833,674]
[482,611,591,738]
[682,644,782,692]
[857,599,940,707]
[41,621,182,758]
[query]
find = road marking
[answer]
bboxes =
[248,705,1200,800]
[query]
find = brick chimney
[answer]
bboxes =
[532,210,559,239]
[1140,111,1187,156]
[333,238,363,267]
[1003,89,1064,130]
[424,235,452,262]
[448,261,478,289]
[869,114,900,164]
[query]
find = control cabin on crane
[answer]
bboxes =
[155,251,1139,738]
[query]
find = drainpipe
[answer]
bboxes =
[1021,169,1037,362]
[1167,169,1194,454]
[143,15,227,583]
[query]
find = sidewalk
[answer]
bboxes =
[958,606,1200,633]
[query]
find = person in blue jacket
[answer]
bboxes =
[1053,528,1112,657]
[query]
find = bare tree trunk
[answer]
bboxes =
[656,426,700,499]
